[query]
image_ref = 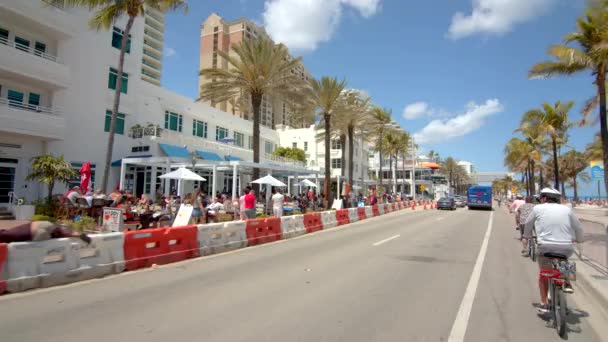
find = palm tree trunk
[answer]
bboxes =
[347,126,354,186]
[573,176,578,201]
[324,113,331,208]
[251,92,263,196]
[47,181,54,204]
[378,129,384,187]
[597,74,608,198]
[388,154,393,194]
[539,166,544,189]
[340,134,346,178]
[101,15,135,192]
[530,159,536,195]
[560,180,566,200]
[552,137,560,189]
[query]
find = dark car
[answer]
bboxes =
[454,196,466,208]
[437,197,456,210]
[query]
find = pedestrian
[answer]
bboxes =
[239,190,247,220]
[244,186,257,219]
[271,189,285,217]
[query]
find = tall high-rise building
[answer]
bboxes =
[198,13,312,129]
[141,7,164,86]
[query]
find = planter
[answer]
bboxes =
[12,205,36,220]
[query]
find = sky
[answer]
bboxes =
[161,0,600,195]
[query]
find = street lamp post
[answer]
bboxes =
[411,138,416,202]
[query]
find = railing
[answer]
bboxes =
[0,97,61,116]
[145,11,164,25]
[142,59,161,71]
[144,30,163,43]
[145,19,163,33]
[143,49,162,62]
[141,68,160,80]
[144,39,162,51]
[0,36,62,64]
[129,126,306,167]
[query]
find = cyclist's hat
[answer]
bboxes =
[539,187,561,199]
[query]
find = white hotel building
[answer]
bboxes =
[0,0,313,205]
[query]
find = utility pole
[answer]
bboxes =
[411,138,416,202]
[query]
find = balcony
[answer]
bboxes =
[0,97,64,139]
[130,127,305,167]
[144,29,163,44]
[0,37,70,88]
[145,19,164,35]
[0,0,78,38]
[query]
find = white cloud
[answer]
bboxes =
[164,46,176,57]
[413,99,504,144]
[447,0,556,39]
[263,0,381,50]
[403,101,430,120]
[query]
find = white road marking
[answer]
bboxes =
[447,211,494,342]
[372,234,401,246]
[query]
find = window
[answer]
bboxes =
[164,111,183,132]
[234,132,244,147]
[104,110,126,135]
[331,139,342,150]
[68,163,96,189]
[304,142,308,151]
[131,145,150,153]
[331,158,342,169]
[28,93,40,107]
[7,90,24,104]
[108,68,129,94]
[215,126,229,141]
[34,42,46,56]
[14,36,29,52]
[292,142,297,148]
[112,27,131,53]
[0,28,8,44]
[265,141,274,154]
[192,119,207,138]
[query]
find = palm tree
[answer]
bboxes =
[334,91,373,187]
[26,154,77,203]
[561,150,591,200]
[440,157,460,196]
[370,107,393,187]
[529,3,608,195]
[309,77,347,207]
[522,101,574,189]
[586,133,603,161]
[64,0,188,192]
[398,132,411,193]
[199,37,311,190]
[517,108,552,192]
[504,138,540,195]
[383,131,400,193]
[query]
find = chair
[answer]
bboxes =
[91,198,106,217]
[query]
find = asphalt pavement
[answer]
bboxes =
[0,207,603,342]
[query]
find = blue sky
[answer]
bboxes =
[162,0,600,195]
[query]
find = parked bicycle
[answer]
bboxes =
[539,253,576,337]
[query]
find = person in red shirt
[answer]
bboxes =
[244,186,257,219]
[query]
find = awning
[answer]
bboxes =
[111,155,153,167]
[196,150,223,161]
[225,155,241,161]
[159,143,190,158]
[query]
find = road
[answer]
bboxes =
[0,207,603,342]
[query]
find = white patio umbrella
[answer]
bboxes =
[298,179,317,187]
[159,167,206,196]
[250,174,287,187]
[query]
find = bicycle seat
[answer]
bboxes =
[542,252,568,260]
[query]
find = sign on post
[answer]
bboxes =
[102,207,124,232]
[590,161,604,180]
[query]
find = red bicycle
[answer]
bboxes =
[539,252,576,337]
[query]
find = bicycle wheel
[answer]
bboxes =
[555,287,567,337]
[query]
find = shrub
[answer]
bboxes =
[30,214,56,222]
[33,199,57,217]
[71,215,98,232]
[256,213,269,218]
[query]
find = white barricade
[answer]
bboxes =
[321,211,337,229]
[197,221,248,256]
[377,204,385,215]
[348,208,359,223]
[4,233,125,293]
[364,206,373,218]
[280,215,307,239]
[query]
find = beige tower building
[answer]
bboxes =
[198,13,312,129]
[141,7,164,86]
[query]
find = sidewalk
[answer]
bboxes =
[577,213,608,270]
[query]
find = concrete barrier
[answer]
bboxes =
[348,208,359,223]
[197,221,248,256]
[280,215,307,239]
[365,206,373,218]
[321,211,337,229]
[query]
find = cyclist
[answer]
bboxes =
[517,196,535,255]
[523,187,583,313]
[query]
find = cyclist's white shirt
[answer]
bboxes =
[523,203,583,246]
